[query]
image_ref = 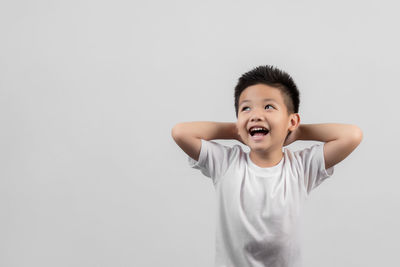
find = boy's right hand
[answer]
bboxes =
[235,124,245,145]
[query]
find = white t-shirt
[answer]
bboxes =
[188,139,335,267]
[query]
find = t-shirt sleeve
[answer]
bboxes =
[294,143,335,195]
[187,139,234,185]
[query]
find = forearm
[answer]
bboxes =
[172,121,239,141]
[297,123,363,142]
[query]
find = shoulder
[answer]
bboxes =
[284,143,334,177]
[287,143,323,158]
[283,143,324,167]
[208,140,244,157]
[189,140,246,183]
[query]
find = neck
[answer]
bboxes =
[249,148,284,168]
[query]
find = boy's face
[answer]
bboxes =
[236,84,299,152]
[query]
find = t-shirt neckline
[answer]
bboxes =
[246,149,285,176]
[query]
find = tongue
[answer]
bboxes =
[254,132,266,136]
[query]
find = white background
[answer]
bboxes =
[1,0,399,266]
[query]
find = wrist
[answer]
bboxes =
[295,125,303,140]
[230,123,240,141]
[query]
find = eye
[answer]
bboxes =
[241,105,274,112]
[265,104,274,110]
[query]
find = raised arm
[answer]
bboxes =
[171,121,240,161]
[295,123,363,169]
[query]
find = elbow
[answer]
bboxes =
[171,123,184,140]
[351,125,363,144]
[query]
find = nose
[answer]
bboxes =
[250,108,265,122]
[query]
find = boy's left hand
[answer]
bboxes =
[283,126,301,147]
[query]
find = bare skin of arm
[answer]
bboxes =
[286,123,363,169]
[171,121,240,161]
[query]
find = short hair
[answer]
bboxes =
[234,65,300,118]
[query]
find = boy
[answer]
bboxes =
[171,65,363,267]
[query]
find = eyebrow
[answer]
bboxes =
[239,98,278,107]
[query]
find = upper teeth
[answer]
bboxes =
[250,127,267,131]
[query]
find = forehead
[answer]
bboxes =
[238,84,284,105]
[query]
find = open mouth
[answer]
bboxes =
[248,127,270,141]
[249,127,270,136]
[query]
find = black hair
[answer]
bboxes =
[234,65,300,118]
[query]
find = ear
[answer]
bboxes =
[287,113,300,132]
